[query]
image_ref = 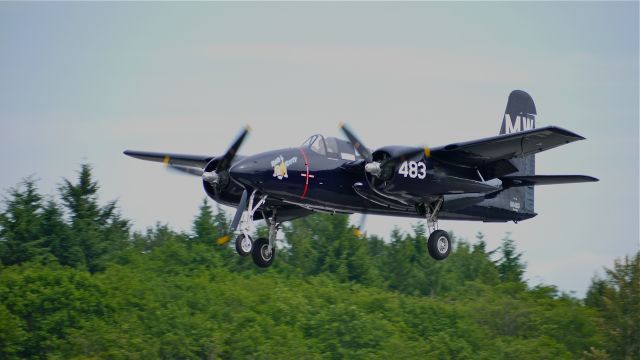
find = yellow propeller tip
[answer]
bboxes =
[216,235,230,245]
[163,155,170,166]
[339,121,345,128]
[245,125,252,132]
[424,147,431,157]
[353,228,363,237]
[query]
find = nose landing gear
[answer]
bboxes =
[234,190,267,257]
[233,190,279,268]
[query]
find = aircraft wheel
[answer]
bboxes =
[235,235,253,257]
[428,230,451,260]
[251,237,275,268]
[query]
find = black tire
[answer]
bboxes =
[251,237,275,268]
[427,230,451,260]
[235,235,252,257]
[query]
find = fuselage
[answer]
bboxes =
[208,136,535,223]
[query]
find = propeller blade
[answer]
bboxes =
[216,126,251,172]
[353,214,367,237]
[216,189,249,245]
[380,147,430,169]
[229,189,249,231]
[166,164,204,177]
[339,122,373,162]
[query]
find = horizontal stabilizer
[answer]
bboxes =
[500,175,598,187]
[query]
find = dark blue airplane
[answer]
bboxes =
[125,90,597,268]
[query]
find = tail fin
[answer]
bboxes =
[500,90,537,135]
[498,90,536,214]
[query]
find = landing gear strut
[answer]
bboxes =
[424,197,451,261]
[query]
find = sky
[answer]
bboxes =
[1,2,638,297]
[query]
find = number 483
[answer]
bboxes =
[398,161,427,179]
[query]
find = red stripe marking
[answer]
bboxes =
[299,148,310,199]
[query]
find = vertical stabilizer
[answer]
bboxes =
[489,90,537,216]
[500,90,537,135]
[503,90,535,214]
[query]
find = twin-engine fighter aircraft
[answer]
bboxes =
[124,90,597,268]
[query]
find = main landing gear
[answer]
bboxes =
[425,197,451,261]
[233,190,279,268]
[252,213,280,268]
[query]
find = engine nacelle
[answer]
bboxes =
[370,145,426,181]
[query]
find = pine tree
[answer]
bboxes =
[473,232,487,253]
[59,164,129,272]
[40,200,81,267]
[192,198,218,245]
[213,204,229,240]
[0,178,46,265]
[495,233,526,284]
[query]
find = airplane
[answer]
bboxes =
[124,90,598,268]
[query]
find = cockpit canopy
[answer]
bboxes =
[301,134,362,161]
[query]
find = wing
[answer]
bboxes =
[429,126,585,168]
[123,150,214,168]
[500,175,599,187]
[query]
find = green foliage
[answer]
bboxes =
[495,233,526,284]
[58,164,130,272]
[0,262,107,359]
[0,165,632,359]
[192,199,218,245]
[0,178,46,265]
[585,252,640,359]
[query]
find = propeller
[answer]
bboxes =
[339,122,430,177]
[215,189,249,245]
[340,123,429,237]
[340,122,373,162]
[202,125,251,187]
[201,126,252,245]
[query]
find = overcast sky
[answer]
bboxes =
[1,2,638,297]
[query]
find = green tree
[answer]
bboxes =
[131,222,187,252]
[585,252,640,360]
[282,214,380,285]
[40,200,80,268]
[192,198,218,246]
[0,178,45,265]
[59,164,129,272]
[0,263,107,359]
[496,233,526,284]
[382,224,441,296]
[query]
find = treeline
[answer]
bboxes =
[0,165,638,359]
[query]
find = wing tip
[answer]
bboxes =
[545,126,586,141]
